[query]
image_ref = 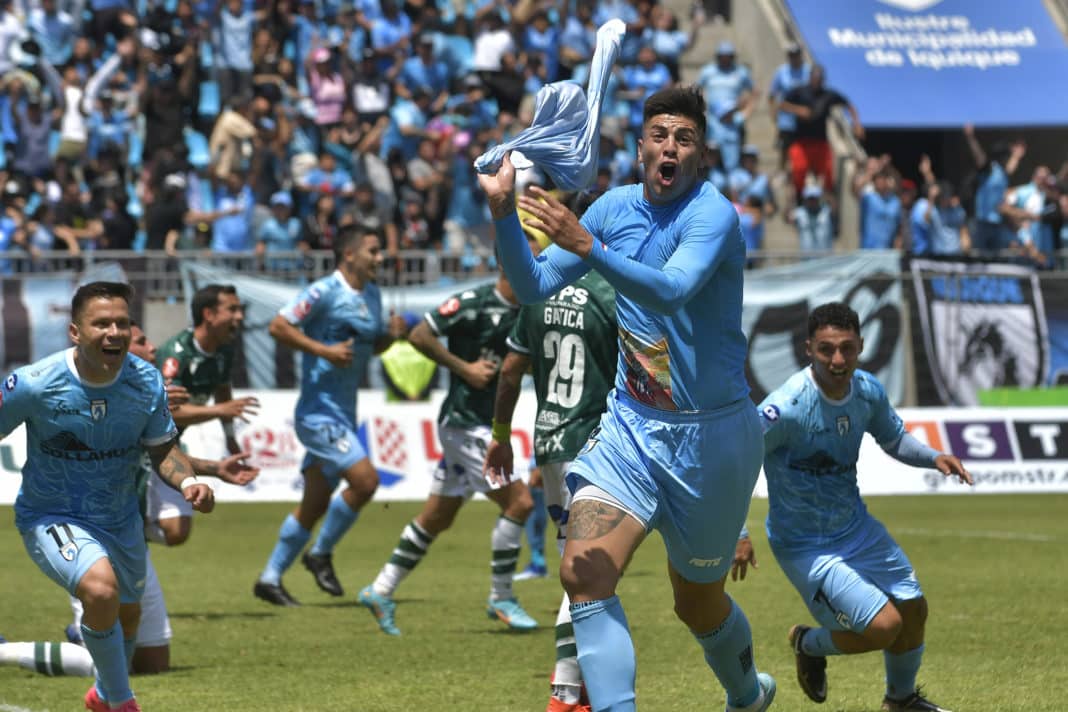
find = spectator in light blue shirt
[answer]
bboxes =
[522,10,560,83]
[257,191,304,271]
[642,5,697,82]
[215,0,256,108]
[212,172,255,254]
[622,47,672,134]
[964,125,1026,253]
[29,0,76,67]
[910,181,969,257]
[708,98,744,172]
[791,184,834,253]
[858,169,902,250]
[397,34,450,109]
[727,145,776,217]
[559,0,596,76]
[767,43,809,169]
[698,41,753,135]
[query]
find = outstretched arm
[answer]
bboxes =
[147,438,216,511]
[484,350,530,485]
[883,432,973,485]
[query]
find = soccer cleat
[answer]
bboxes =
[486,597,538,630]
[726,672,777,712]
[84,686,109,712]
[253,580,300,607]
[514,562,549,581]
[358,585,401,636]
[788,624,827,703]
[302,551,344,596]
[66,623,84,646]
[881,687,953,712]
[114,699,143,712]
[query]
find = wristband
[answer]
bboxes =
[179,477,200,491]
[222,421,236,438]
[490,419,511,443]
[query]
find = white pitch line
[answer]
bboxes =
[894,527,1054,542]
[0,703,47,712]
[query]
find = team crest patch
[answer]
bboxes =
[761,404,780,422]
[911,260,1048,405]
[438,298,461,316]
[5,374,16,390]
[162,357,180,380]
[90,399,107,420]
[836,415,850,436]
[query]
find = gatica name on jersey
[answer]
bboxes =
[511,272,618,465]
[427,284,519,429]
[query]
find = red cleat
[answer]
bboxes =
[546,699,591,712]
[85,686,109,712]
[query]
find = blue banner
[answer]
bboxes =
[785,0,1068,127]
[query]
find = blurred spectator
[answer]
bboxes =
[299,149,355,202]
[12,94,55,179]
[30,0,77,67]
[728,144,775,217]
[53,179,104,251]
[301,192,340,251]
[397,34,449,110]
[707,98,744,172]
[443,140,491,260]
[697,41,752,139]
[215,0,257,108]
[352,47,392,127]
[371,0,413,74]
[594,0,646,64]
[622,46,671,134]
[963,124,1026,254]
[379,86,434,161]
[211,171,255,254]
[559,0,597,77]
[256,191,304,269]
[790,184,834,253]
[405,136,447,239]
[911,180,969,257]
[705,140,728,194]
[307,46,346,128]
[853,156,901,250]
[767,43,809,171]
[521,10,560,84]
[737,194,764,268]
[642,5,698,83]
[1003,166,1059,268]
[779,64,864,200]
[350,180,399,254]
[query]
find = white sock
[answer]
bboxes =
[551,592,583,703]
[69,594,84,629]
[490,516,523,601]
[0,641,96,676]
[373,520,435,597]
[144,520,168,544]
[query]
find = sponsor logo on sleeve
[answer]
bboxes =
[438,298,461,317]
[4,374,16,391]
[162,358,180,380]
[761,404,780,422]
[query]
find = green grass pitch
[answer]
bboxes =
[2,494,1066,711]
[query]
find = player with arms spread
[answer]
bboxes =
[754,302,971,712]
[478,86,775,712]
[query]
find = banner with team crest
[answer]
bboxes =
[910,259,1067,405]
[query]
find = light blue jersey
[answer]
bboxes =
[279,270,386,428]
[0,349,177,533]
[496,182,750,413]
[758,367,906,555]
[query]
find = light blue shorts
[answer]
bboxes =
[22,515,147,604]
[567,390,763,583]
[296,414,368,486]
[772,517,923,632]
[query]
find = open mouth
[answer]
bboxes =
[657,163,677,185]
[102,345,124,358]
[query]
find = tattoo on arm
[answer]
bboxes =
[568,501,628,540]
[188,456,219,477]
[156,445,194,491]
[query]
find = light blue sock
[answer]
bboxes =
[260,514,311,585]
[525,486,547,567]
[801,627,843,657]
[81,621,133,705]
[884,644,924,700]
[310,494,360,556]
[124,636,136,672]
[694,599,760,709]
[570,596,636,712]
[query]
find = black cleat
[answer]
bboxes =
[302,551,344,596]
[788,624,828,703]
[882,687,953,711]
[253,580,300,607]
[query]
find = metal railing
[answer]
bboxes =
[2,247,1066,299]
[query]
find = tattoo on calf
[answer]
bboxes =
[568,501,627,540]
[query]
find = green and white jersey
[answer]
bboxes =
[507,271,617,465]
[425,283,519,430]
[156,329,234,410]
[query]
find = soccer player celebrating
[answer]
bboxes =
[754,302,971,712]
[152,284,259,547]
[478,86,775,712]
[0,282,215,712]
[358,260,540,635]
[67,322,259,674]
[484,243,618,710]
[254,225,407,606]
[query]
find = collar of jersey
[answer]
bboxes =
[806,366,853,407]
[333,269,363,296]
[66,347,122,388]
